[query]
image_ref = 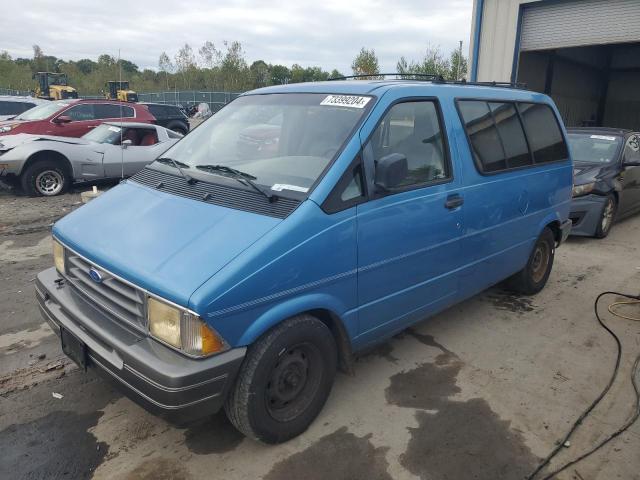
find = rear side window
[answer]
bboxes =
[517,103,568,163]
[94,104,135,119]
[64,104,94,121]
[458,99,567,174]
[457,101,506,172]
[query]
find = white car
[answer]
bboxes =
[0,122,182,196]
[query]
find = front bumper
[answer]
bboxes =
[569,194,608,237]
[36,267,245,423]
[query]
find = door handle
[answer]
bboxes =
[445,194,464,209]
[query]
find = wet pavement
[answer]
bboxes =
[1,183,639,480]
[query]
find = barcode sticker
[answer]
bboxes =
[271,184,309,193]
[320,95,371,109]
[590,135,616,141]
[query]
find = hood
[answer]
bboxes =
[0,133,91,149]
[573,162,608,183]
[52,180,281,307]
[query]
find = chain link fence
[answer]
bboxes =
[0,87,32,97]
[137,91,241,112]
[0,88,241,112]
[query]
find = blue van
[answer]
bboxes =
[37,78,572,443]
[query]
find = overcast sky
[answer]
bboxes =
[1,0,473,73]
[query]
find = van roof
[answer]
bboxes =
[245,79,544,101]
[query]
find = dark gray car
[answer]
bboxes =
[569,127,640,238]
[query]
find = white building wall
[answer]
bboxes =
[470,0,541,82]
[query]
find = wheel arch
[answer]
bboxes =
[23,150,74,179]
[235,294,355,374]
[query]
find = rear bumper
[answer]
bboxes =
[36,267,245,423]
[569,194,608,237]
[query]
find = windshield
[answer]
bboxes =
[568,133,622,164]
[15,101,69,121]
[82,124,123,144]
[156,93,371,194]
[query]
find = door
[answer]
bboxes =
[619,133,640,215]
[355,100,463,343]
[102,127,161,178]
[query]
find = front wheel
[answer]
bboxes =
[225,315,337,444]
[20,160,70,197]
[594,194,616,239]
[506,227,555,295]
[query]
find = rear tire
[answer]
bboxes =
[225,315,337,444]
[505,227,555,295]
[594,194,616,239]
[20,160,71,197]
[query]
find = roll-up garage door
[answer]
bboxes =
[520,0,640,51]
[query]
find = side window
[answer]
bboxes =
[489,102,531,168]
[624,134,640,162]
[94,104,134,119]
[322,156,366,213]
[458,100,507,172]
[63,104,94,121]
[367,101,449,188]
[517,102,568,163]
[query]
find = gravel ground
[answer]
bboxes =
[0,183,639,480]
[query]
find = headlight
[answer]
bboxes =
[52,239,65,274]
[572,182,595,197]
[0,124,15,133]
[147,296,226,357]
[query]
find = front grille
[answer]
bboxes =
[65,251,147,331]
[131,168,301,219]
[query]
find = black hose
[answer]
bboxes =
[527,291,640,480]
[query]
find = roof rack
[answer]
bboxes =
[328,73,527,90]
[329,73,446,82]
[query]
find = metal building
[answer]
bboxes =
[469,0,640,129]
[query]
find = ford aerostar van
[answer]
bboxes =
[36,78,572,443]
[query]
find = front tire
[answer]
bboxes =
[225,315,337,444]
[594,194,616,239]
[20,160,70,197]
[506,227,555,295]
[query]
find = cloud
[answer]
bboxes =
[0,0,472,72]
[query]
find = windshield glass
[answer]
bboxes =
[568,133,622,163]
[157,93,371,193]
[15,101,69,121]
[82,124,123,144]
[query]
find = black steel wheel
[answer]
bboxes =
[506,227,555,295]
[225,315,337,444]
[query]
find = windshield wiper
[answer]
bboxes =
[195,164,275,202]
[155,157,196,184]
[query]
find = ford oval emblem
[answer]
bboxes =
[89,267,103,283]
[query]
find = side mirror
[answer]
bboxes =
[121,139,133,149]
[55,115,72,124]
[375,153,408,191]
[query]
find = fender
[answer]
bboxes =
[237,292,353,346]
[537,209,563,242]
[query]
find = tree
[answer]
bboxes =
[270,64,290,85]
[396,46,452,80]
[158,51,173,89]
[220,41,248,90]
[250,60,270,88]
[198,41,222,68]
[351,48,381,79]
[175,44,197,89]
[329,69,344,79]
[449,47,468,81]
